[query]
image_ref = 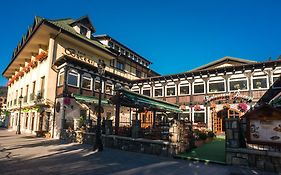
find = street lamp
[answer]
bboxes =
[94,59,106,151]
[16,95,23,134]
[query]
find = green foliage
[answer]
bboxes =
[207,131,215,138]
[198,132,207,140]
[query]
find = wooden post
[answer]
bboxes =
[153,110,156,128]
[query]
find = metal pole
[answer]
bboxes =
[95,76,103,151]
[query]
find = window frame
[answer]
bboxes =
[193,81,205,95]
[67,69,79,87]
[81,74,92,90]
[94,77,102,92]
[154,86,164,97]
[116,61,125,71]
[165,83,176,97]
[192,106,206,123]
[228,77,248,92]
[251,75,268,90]
[142,86,151,97]
[105,81,114,95]
[178,82,190,96]
[208,79,226,93]
[57,71,64,86]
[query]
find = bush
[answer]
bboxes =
[207,131,215,138]
[198,132,207,140]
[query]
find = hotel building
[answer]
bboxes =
[2,16,281,138]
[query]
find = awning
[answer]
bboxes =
[111,88,182,113]
[73,94,109,105]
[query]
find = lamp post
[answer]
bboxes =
[94,59,106,151]
[16,95,23,134]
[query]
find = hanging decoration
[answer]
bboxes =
[6,51,48,87]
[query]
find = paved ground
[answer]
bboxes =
[0,128,276,175]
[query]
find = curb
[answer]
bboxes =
[174,155,227,165]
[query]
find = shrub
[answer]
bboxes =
[198,132,207,140]
[207,131,215,138]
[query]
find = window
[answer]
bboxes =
[142,87,151,96]
[115,45,120,52]
[40,76,45,96]
[105,82,113,94]
[193,80,205,94]
[180,111,190,121]
[67,70,79,87]
[58,71,64,86]
[32,81,36,95]
[154,87,163,97]
[193,106,205,123]
[131,87,140,94]
[136,70,142,78]
[208,79,225,93]
[82,75,92,90]
[116,61,125,70]
[166,83,176,96]
[273,76,279,83]
[272,69,281,84]
[194,112,205,123]
[94,78,101,91]
[179,82,190,95]
[229,76,248,91]
[252,76,268,89]
[80,26,88,36]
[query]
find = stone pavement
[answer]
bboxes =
[0,128,277,175]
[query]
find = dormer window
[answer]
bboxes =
[80,26,88,36]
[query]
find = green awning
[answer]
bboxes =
[112,88,182,113]
[270,95,281,106]
[73,94,109,105]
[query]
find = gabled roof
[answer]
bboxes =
[190,56,257,71]
[46,17,111,53]
[70,15,96,33]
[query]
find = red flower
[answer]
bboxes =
[194,104,203,111]
[238,103,248,112]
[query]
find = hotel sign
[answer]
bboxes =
[205,91,252,102]
[64,47,96,66]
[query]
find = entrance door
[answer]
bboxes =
[215,109,240,133]
[216,109,227,133]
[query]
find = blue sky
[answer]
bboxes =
[1,0,281,86]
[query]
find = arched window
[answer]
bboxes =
[105,81,113,95]
[228,74,248,91]
[252,72,268,90]
[81,74,92,90]
[142,85,151,97]
[154,83,163,97]
[94,77,102,92]
[67,69,79,87]
[193,79,205,94]
[178,81,190,95]
[208,77,225,93]
[131,86,140,94]
[165,82,176,96]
